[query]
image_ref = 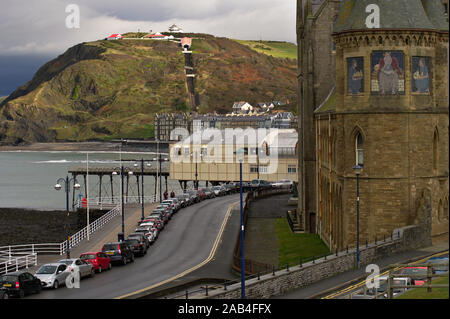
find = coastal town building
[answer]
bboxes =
[297,0,449,251]
[169,129,298,184]
[154,113,193,142]
[168,24,184,33]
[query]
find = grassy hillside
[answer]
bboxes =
[0,34,297,145]
[235,40,297,60]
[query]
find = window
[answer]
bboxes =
[288,165,297,174]
[355,133,364,166]
[259,166,268,174]
[250,165,259,173]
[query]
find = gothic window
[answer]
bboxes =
[355,132,364,166]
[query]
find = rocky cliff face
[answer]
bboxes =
[0,35,297,145]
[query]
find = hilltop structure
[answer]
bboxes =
[297,0,449,250]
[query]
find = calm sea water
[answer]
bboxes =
[0,150,185,210]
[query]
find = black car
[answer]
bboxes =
[0,271,42,298]
[101,242,135,265]
[124,238,147,257]
[187,190,201,203]
[127,233,151,249]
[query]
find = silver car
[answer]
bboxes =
[58,258,95,279]
[34,263,70,289]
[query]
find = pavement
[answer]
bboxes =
[271,241,449,299]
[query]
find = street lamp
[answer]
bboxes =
[113,166,133,240]
[191,151,203,190]
[54,176,80,258]
[236,147,246,299]
[353,164,363,269]
[153,155,169,202]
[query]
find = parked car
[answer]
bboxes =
[157,204,174,219]
[149,210,168,224]
[250,179,272,190]
[212,185,226,197]
[0,271,42,298]
[0,288,8,299]
[135,225,157,242]
[177,194,192,206]
[162,199,181,212]
[128,232,152,246]
[426,257,449,274]
[271,179,293,189]
[79,252,112,273]
[57,258,95,278]
[34,263,70,289]
[101,242,134,265]
[223,183,237,194]
[196,189,207,200]
[397,267,428,286]
[142,217,164,231]
[124,238,147,257]
[187,190,201,203]
[201,187,215,199]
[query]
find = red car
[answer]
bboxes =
[196,189,207,200]
[398,267,428,286]
[80,252,112,273]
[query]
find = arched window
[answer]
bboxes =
[433,129,439,172]
[355,132,364,166]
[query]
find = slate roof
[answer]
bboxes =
[334,0,448,33]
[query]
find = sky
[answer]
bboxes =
[0,0,297,97]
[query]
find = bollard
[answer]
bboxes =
[205,285,208,296]
[366,240,368,248]
[336,249,338,257]
[346,246,349,254]
[384,235,386,242]
[324,254,327,260]
[286,263,289,272]
[312,256,315,264]
[398,231,400,239]
[224,282,227,291]
[300,258,303,267]
[272,265,275,276]
[258,272,260,280]
[185,290,189,300]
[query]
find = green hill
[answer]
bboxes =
[235,40,298,60]
[0,34,298,145]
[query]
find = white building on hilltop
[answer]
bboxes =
[168,24,184,33]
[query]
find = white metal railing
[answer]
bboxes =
[0,253,38,276]
[79,195,158,208]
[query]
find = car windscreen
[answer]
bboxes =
[80,254,97,260]
[125,239,139,245]
[102,244,118,251]
[57,260,73,265]
[36,265,57,274]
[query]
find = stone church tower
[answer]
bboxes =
[297,0,449,251]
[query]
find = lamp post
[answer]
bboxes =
[153,155,169,202]
[134,159,152,221]
[54,176,80,258]
[236,148,246,299]
[113,166,133,239]
[353,164,363,269]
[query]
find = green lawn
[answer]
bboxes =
[396,275,449,299]
[235,40,297,60]
[275,218,330,267]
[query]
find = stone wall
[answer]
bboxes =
[194,224,431,299]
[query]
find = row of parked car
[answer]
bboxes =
[0,181,258,299]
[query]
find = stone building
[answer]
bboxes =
[154,113,193,141]
[297,0,449,251]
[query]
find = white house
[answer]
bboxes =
[168,24,184,33]
[232,101,254,114]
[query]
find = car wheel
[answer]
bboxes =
[18,289,25,299]
[98,265,102,273]
[130,254,135,262]
[53,280,59,289]
[108,263,112,270]
[122,257,127,265]
[90,268,95,277]
[2,292,8,299]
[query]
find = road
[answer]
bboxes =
[29,194,240,299]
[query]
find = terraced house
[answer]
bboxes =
[297,0,449,251]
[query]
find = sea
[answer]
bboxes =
[0,150,186,210]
